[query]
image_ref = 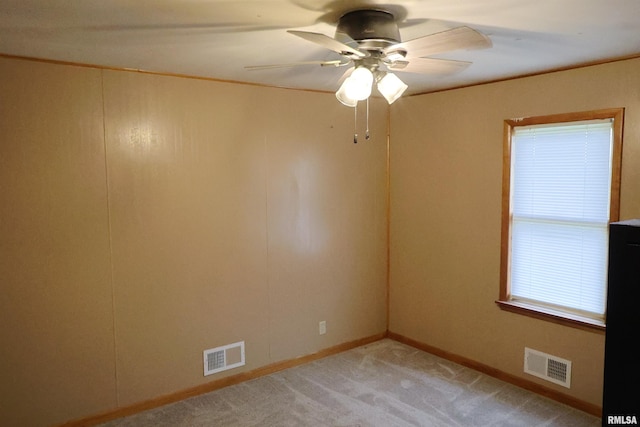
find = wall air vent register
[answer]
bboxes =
[524,347,572,388]
[203,341,245,376]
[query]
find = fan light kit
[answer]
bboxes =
[247,9,492,142]
[336,66,407,107]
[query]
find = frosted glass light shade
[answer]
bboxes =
[377,72,408,104]
[346,67,373,100]
[335,81,358,107]
[335,66,373,106]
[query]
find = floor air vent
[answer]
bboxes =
[204,341,245,376]
[524,347,571,388]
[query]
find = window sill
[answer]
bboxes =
[495,300,605,333]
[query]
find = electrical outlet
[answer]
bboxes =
[319,321,326,335]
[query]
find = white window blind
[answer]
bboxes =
[510,119,614,318]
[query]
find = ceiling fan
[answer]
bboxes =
[246,9,492,106]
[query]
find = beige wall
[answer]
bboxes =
[3,52,639,426]
[0,57,388,426]
[389,58,640,408]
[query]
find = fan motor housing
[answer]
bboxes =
[336,9,401,50]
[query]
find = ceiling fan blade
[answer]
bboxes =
[389,57,471,75]
[287,30,367,58]
[245,60,347,71]
[389,26,491,59]
[333,30,360,50]
[397,18,429,29]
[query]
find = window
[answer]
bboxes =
[498,109,623,331]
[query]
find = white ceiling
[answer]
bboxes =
[1,0,639,96]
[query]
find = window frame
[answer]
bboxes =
[497,108,624,333]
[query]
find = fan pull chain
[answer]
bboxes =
[353,103,358,144]
[365,97,370,140]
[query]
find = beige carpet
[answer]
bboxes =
[99,339,600,426]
